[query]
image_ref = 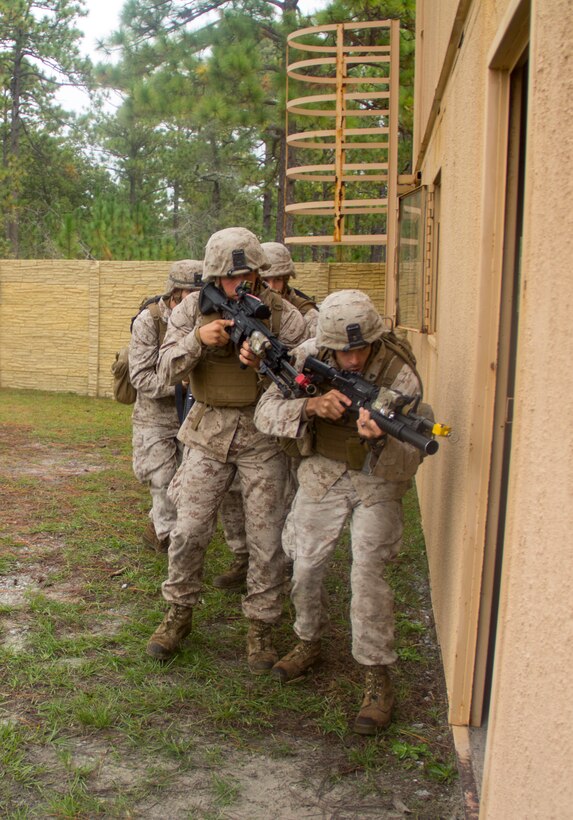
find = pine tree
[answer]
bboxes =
[0,0,93,255]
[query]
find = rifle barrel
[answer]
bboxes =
[302,355,438,455]
[369,410,439,455]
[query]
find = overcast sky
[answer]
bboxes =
[78,0,329,58]
[60,0,330,112]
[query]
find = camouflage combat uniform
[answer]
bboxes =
[213,241,317,574]
[282,285,319,338]
[157,288,306,622]
[129,297,182,544]
[218,475,248,565]
[260,241,319,338]
[254,336,423,666]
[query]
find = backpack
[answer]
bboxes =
[379,328,423,399]
[111,296,166,405]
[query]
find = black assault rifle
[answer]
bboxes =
[300,356,451,456]
[198,281,316,398]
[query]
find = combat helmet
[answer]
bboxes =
[164,259,203,295]
[202,227,270,282]
[259,242,296,279]
[316,290,384,351]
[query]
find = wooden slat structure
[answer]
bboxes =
[285,20,400,250]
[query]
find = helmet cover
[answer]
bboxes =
[315,289,384,350]
[165,259,203,294]
[202,227,270,282]
[259,242,296,279]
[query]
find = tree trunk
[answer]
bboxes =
[275,127,285,241]
[129,159,138,210]
[6,34,24,256]
[210,135,221,217]
[172,179,180,233]
[262,138,273,236]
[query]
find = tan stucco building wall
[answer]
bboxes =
[410,1,573,816]
[0,261,384,397]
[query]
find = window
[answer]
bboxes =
[396,184,438,332]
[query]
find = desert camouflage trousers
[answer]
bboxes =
[219,460,299,561]
[132,423,183,541]
[162,442,290,622]
[219,478,248,560]
[282,471,404,666]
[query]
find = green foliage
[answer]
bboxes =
[76,197,180,260]
[391,738,430,762]
[0,0,96,257]
[0,0,417,258]
[390,735,458,783]
[427,759,459,784]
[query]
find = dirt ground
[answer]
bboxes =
[0,420,465,819]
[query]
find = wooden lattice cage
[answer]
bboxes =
[285,20,400,251]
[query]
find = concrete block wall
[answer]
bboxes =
[296,262,386,309]
[0,260,385,398]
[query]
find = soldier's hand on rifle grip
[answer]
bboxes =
[357,407,386,441]
[239,339,261,370]
[305,390,352,421]
[198,319,234,347]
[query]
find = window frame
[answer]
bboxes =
[396,184,437,333]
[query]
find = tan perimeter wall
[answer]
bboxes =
[413,0,573,816]
[0,261,384,397]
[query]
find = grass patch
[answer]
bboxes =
[0,387,459,817]
[211,772,241,807]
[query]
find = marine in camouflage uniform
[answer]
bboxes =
[254,290,427,735]
[213,241,316,590]
[129,260,202,552]
[146,227,306,673]
[261,242,319,337]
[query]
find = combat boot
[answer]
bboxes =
[142,521,169,553]
[353,665,394,735]
[212,556,248,591]
[246,620,278,675]
[146,604,193,661]
[271,639,321,683]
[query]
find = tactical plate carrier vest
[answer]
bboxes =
[189,287,283,408]
[313,336,418,470]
